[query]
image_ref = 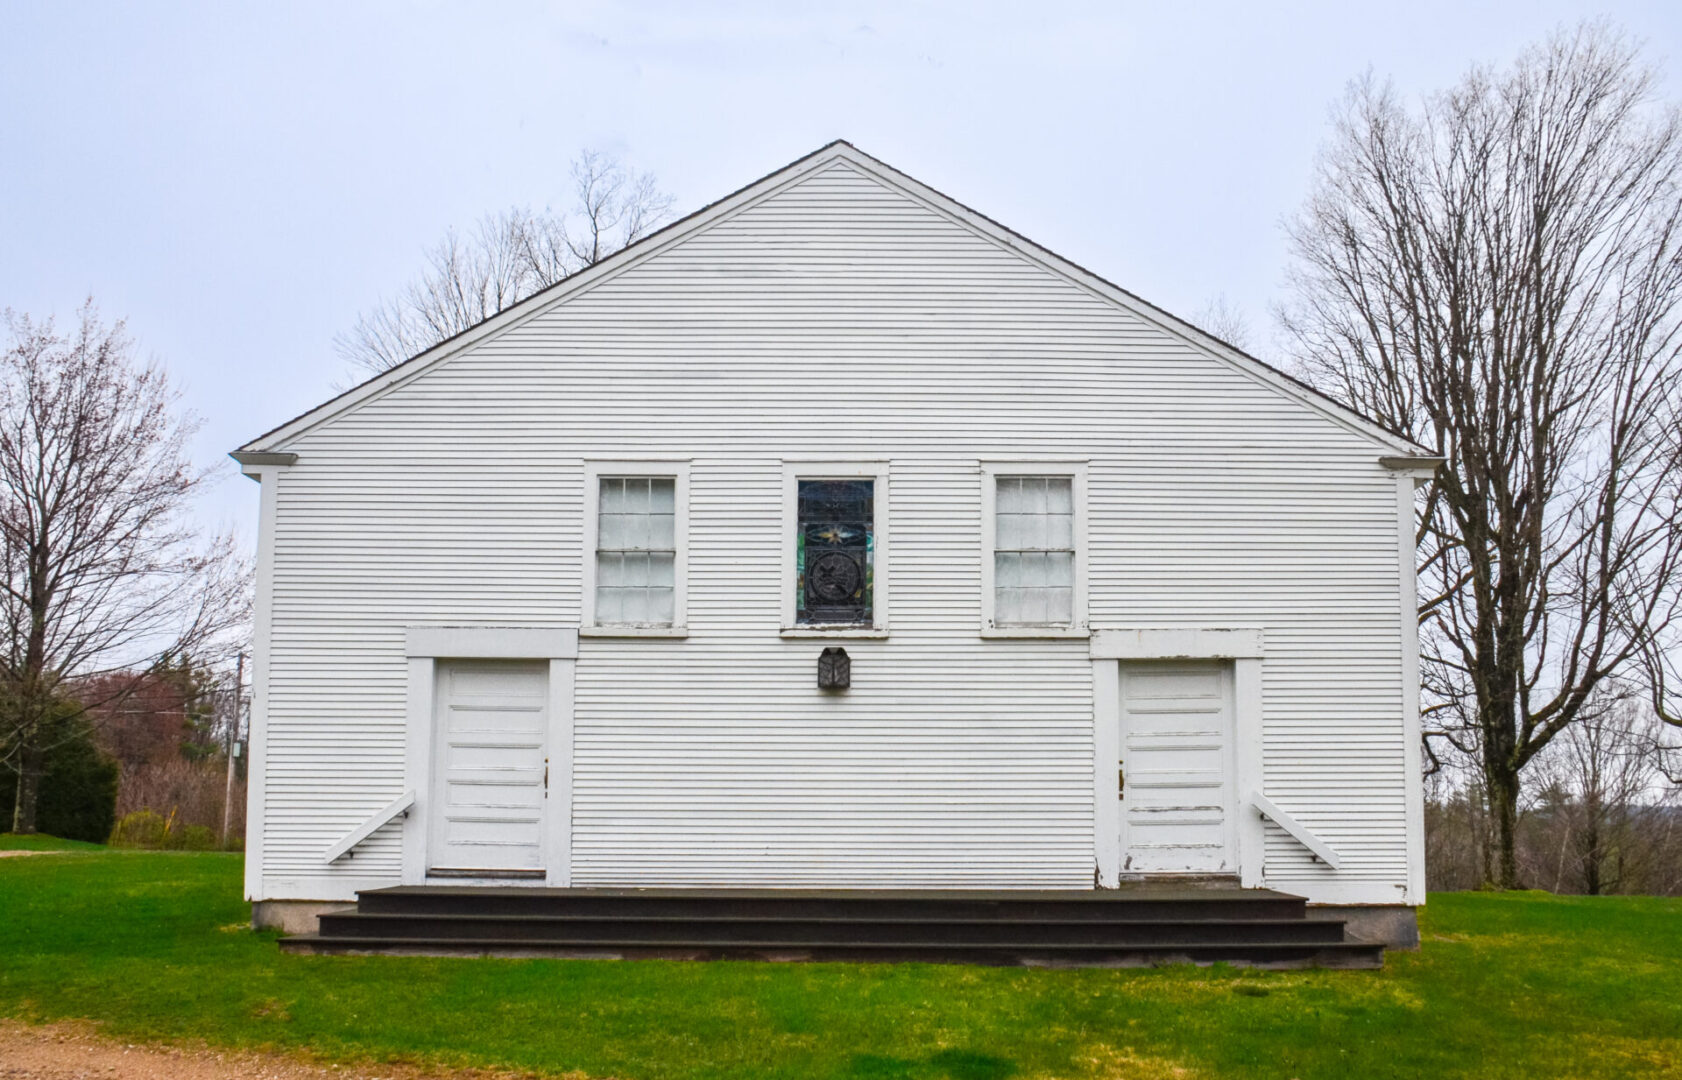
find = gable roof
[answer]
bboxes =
[237,140,1435,459]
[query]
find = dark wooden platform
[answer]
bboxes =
[279,885,1385,968]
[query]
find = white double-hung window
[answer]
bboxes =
[583,462,689,635]
[982,463,1087,636]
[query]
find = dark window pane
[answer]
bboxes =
[797,479,873,625]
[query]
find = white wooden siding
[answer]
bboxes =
[252,158,1412,902]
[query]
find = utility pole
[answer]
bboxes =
[221,652,246,848]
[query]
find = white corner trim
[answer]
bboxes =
[1396,474,1428,904]
[1233,658,1266,888]
[979,461,1089,636]
[324,790,415,864]
[404,626,580,659]
[1089,628,1264,660]
[400,658,433,886]
[241,463,284,901]
[1091,659,1122,887]
[581,460,691,633]
[781,461,891,632]
[544,658,576,888]
[1251,791,1343,870]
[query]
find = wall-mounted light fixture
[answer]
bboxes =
[817,646,850,690]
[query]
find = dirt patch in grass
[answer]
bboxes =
[0,835,103,853]
[0,1020,593,1080]
[1075,1042,1205,1078]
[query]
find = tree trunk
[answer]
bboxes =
[1477,790,1495,887]
[1582,796,1603,895]
[10,742,42,834]
[1489,770,1522,889]
[1280,31,1682,899]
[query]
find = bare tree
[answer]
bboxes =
[1281,24,1682,887]
[1193,293,1254,353]
[0,302,247,834]
[337,150,675,375]
[1533,691,1674,893]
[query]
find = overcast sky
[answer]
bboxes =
[3,1,1680,540]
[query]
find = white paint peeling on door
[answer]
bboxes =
[1118,662,1236,874]
[428,660,548,874]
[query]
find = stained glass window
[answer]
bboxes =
[994,476,1074,626]
[596,477,676,626]
[796,479,873,625]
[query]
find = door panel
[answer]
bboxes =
[1118,661,1235,874]
[429,659,548,873]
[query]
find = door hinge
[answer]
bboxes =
[1118,764,1125,799]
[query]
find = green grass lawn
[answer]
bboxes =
[1,846,1678,1080]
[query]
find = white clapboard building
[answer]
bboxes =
[235,142,1437,952]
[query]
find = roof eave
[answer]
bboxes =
[1379,454,1446,479]
[229,451,298,467]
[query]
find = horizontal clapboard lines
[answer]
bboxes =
[255,158,1411,896]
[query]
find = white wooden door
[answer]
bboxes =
[429,659,549,875]
[1117,661,1236,874]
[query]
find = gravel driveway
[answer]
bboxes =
[0,1022,560,1080]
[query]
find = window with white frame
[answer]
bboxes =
[592,475,678,628]
[780,462,890,634]
[984,467,1086,633]
[796,478,875,626]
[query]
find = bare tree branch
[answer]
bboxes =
[336,150,674,376]
[0,301,249,832]
[1193,294,1256,353]
[1281,23,1682,886]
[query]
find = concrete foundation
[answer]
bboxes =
[1311,904,1420,949]
[251,900,352,935]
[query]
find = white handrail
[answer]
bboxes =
[1250,791,1343,869]
[323,789,415,864]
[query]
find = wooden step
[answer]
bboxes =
[353,886,1311,923]
[317,911,1348,947]
[280,933,1385,969]
[284,886,1384,969]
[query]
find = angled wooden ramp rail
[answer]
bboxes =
[324,790,415,865]
[1250,791,1343,869]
